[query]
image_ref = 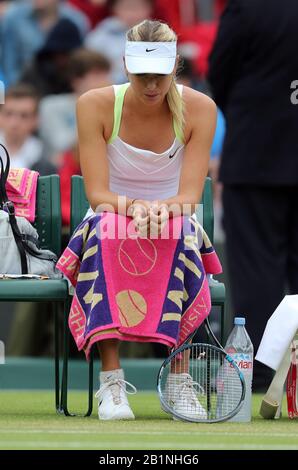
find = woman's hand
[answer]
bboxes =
[128,199,169,238]
[129,199,169,237]
[149,202,169,237]
[129,199,151,237]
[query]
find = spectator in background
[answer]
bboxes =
[177,54,208,93]
[0,0,9,16]
[177,53,225,236]
[154,0,218,78]
[176,55,225,207]
[68,0,109,29]
[85,0,154,83]
[58,146,81,229]
[40,47,111,160]
[21,18,82,97]
[0,1,12,84]
[214,0,227,18]
[208,107,225,242]
[208,0,298,389]
[154,0,198,33]
[39,48,112,226]
[0,83,55,175]
[0,0,89,86]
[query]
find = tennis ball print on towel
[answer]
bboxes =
[116,235,157,327]
[116,290,147,327]
[118,237,157,276]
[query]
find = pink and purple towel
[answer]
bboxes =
[56,212,222,359]
[6,168,39,222]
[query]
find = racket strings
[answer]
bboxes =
[160,344,243,422]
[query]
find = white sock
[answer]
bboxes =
[167,372,190,383]
[100,368,124,384]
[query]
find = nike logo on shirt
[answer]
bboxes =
[146,48,157,52]
[169,147,182,159]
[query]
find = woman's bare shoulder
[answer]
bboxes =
[77,86,115,118]
[182,86,216,116]
[76,86,115,138]
[182,86,217,139]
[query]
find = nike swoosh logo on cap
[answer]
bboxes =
[146,48,157,52]
[169,146,182,159]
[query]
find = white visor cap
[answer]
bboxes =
[125,41,177,75]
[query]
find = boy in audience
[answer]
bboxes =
[39,47,111,160]
[0,83,55,174]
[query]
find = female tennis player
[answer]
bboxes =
[57,19,221,420]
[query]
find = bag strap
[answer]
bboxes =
[21,239,57,262]
[0,145,29,273]
[22,234,40,249]
[0,144,10,208]
[0,144,57,271]
[5,201,30,274]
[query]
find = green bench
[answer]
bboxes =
[0,175,69,412]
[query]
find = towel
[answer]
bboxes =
[6,167,29,197]
[56,212,222,360]
[255,295,298,370]
[6,168,39,222]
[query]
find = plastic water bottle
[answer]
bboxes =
[224,317,254,422]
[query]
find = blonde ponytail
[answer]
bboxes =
[167,80,184,141]
[127,20,185,142]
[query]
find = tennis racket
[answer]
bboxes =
[157,318,246,423]
[286,335,298,419]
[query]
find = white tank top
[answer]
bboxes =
[85,82,185,218]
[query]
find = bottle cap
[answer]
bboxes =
[234,317,246,326]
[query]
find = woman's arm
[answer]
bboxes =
[77,89,133,214]
[161,89,217,217]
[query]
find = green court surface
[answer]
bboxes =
[0,391,297,450]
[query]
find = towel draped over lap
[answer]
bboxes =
[56,212,222,359]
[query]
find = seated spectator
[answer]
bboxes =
[68,0,109,28]
[58,146,81,227]
[55,50,111,227]
[0,0,89,86]
[0,70,5,97]
[39,47,112,160]
[85,0,153,83]
[0,1,10,16]
[21,18,82,97]
[176,54,225,210]
[154,1,219,78]
[154,0,198,33]
[208,107,225,207]
[178,22,218,78]
[0,1,11,83]
[177,55,208,93]
[215,0,227,18]
[0,83,55,175]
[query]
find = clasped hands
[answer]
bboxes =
[128,199,169,237]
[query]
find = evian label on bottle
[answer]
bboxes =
[229,353,253,371]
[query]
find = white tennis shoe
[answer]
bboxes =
[95,369,137,420]
[162,372,207,420]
